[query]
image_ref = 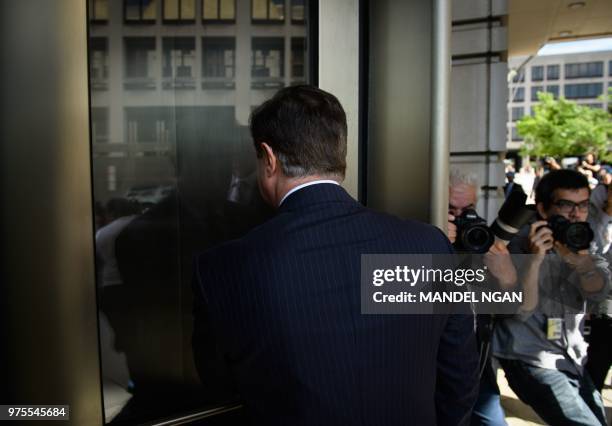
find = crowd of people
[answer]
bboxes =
[450,152,611,425]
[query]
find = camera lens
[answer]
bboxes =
[464,225,494,253]
[565,223,593,251]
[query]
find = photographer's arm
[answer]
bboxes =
[484,241,517,289]
[554,243,605,294]
[520,221,554,314]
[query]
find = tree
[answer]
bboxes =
[517,90,612,162]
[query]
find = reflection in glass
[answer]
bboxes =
[269,0,284,20]
[125,0,158,22]
[142,0,158,20]
[163,0,179,19]
[90,0,110,21]
[252,37,284,81]
[219,0,235,20]
[89,0,310,423]
[202,37,235,79]
[180,0,196,19]
[252,0,267,20]
[291,0,304,21]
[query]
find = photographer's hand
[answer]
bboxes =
[447,214,457,244]
[554,242,604,293]
[528,221,554,258]
[520,221,552,313]
[484,241,517,289]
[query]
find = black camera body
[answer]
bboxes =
[453,191,536,254]
[453,209,495,254]
[548,215,594,252]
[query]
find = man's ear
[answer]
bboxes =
[260,142,278,177]
[536,202,548,220]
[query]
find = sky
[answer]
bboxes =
[537,37,612,56]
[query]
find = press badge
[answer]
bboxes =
[546,318,563,340]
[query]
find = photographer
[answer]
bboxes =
[447,169,516,426]
[493,169,610,425]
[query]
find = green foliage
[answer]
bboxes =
[517,90,612,162]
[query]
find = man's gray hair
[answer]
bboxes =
[449,168,478,189]
[276,151,308,177]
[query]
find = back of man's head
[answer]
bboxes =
[249,85,347,179]
[535,169,589,209]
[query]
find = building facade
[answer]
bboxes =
[89,0,308,203]
[507,49,612,151]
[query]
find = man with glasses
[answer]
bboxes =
[493,169,610,425]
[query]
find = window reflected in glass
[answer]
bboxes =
[88,0,312,424]
[291,37,305,82]
[202,37,236,87]
[90,38,109,90]
[203,0,235,21]
[291,0,304,22]
[125,0,157,22]
[252,37,284,88]
[90,0,110,22]
[252,0,284,22]
[162,37,196,89]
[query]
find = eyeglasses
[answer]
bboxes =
[552,199,589,213]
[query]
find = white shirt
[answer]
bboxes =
[278,180,340,206]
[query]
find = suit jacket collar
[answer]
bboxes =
[277,182,357,213]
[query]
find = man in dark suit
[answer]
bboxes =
[503,171,525,200]
[193,85,479,425]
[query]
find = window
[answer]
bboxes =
[90,38,109,90]
[547,64,559,80]
[252,37,284,83]
[585,103,603,109]
[565,62,604,79]
[564,83,603,99]
[252,0,285,23]
[89,0,109,22]
[512,71,524,83]
[609,60,612,76]
[202,37,235,87]
[163,0,195,22]
[124,37,156,88]
[531,86,544,101]
[291,0,305,22]
[125,0,157,23]
[202,0,235,21]
[126,107,175,144]
[531,66,544,82]
[291,38,306,81]
[511,126,522,141]
[511,107,524,122]
[512,87,524,102]
[88,0,313,424]
[546,85,559,99]
[91,108,109,143]
[162,38,196,88]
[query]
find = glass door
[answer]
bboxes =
[87,0,315,423]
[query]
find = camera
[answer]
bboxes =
[454,191,536,254]
[548,215,594,252]
[453,209,495,254]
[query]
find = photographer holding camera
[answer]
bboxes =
[447,169,516,426]
[493,169,610,426]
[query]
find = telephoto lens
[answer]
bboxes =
[548,215,594,252]
[490,191,536,244]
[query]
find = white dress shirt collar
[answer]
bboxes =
[278,180,340,206]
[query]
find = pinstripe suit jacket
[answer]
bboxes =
[194,183,478,426]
